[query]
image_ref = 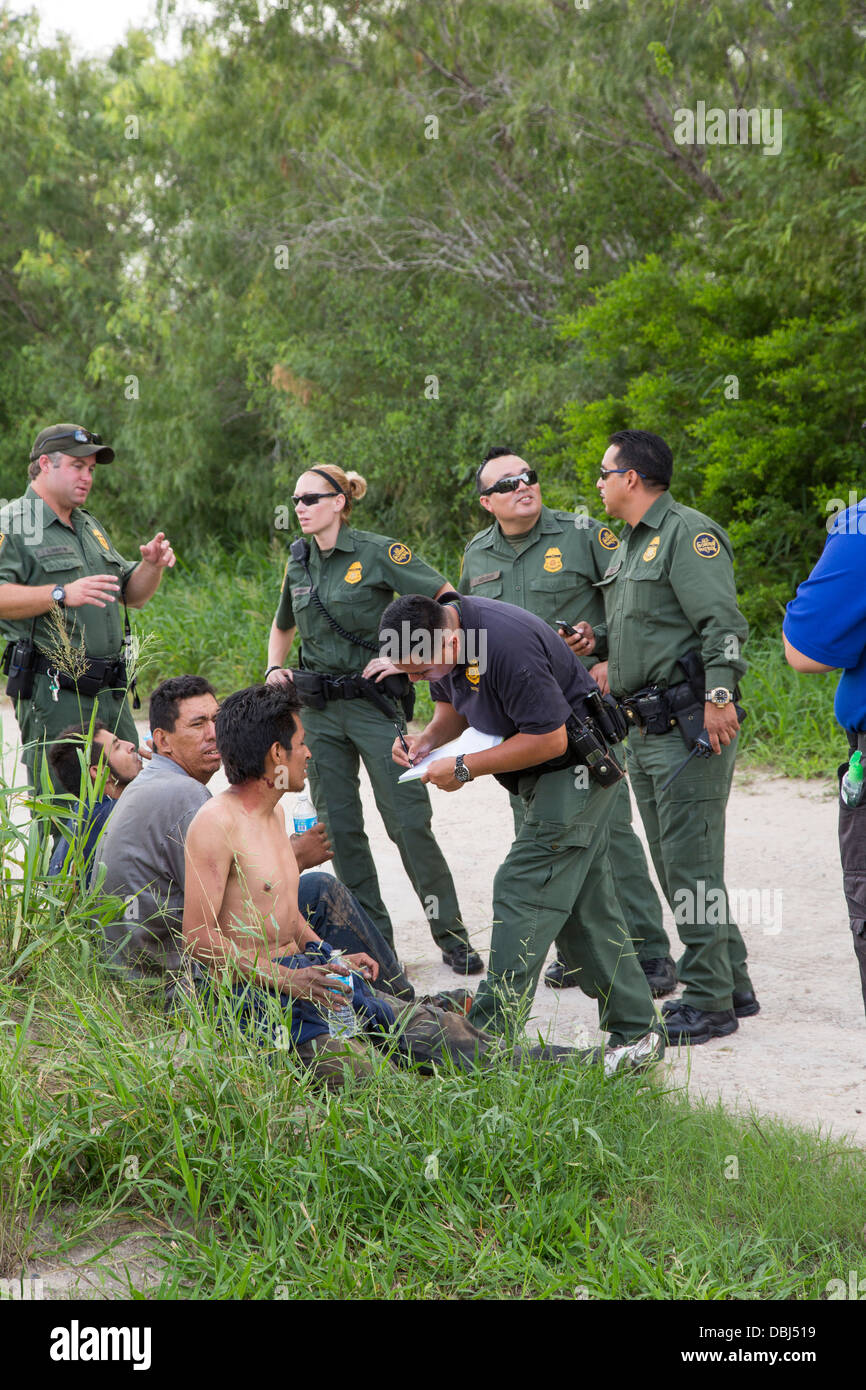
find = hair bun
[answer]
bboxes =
[344,471,367,501]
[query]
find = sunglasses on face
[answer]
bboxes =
[480,469,538,496]
[292,492,339,507]
[598,467,648,480]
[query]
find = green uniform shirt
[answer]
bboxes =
[0,486,137,659]
[598,491,748,698]
[458,505,621,669]
[275,526,447,674]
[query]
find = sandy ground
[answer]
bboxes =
[4,700,865,1296]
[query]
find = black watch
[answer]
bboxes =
[51,585,66,607]
[454,754,472,785]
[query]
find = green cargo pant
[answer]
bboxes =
[626,731,753,1013]
[302,697,469,954]
[469,766,657,1044]
[15,675,139,790]
[509,772,670,963]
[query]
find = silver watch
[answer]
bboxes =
[454,754,472,784]
[705,687,733,706]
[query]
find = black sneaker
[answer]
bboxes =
[662,1002,738,1045]
[640,956,677,998]
[543,958,580,990]
[732,990,761,1018]
[441,943,484,975]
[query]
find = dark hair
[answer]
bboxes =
[48,721,108,795]
[476,446,515,494]
[215,683,302,785]
[607,430,672,489]
[149,675,217,735]
[379,594,449,654]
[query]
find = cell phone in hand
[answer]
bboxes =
[556,618,577,636]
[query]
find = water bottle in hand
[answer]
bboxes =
[326,951,360,1038]
[293,781,318,835]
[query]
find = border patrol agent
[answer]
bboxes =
[577,430,757,1045]
[0,424,174,786]
[458,447,674,997]
[381,590,662,1072]
[266,463,480,976]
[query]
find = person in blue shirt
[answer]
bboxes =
[47,721,142,885]
[783,500,866,1019]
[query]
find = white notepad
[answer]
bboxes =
[397,727,503,782]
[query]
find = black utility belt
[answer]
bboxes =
[494,692,629,796]
[292,669,415,723]
[2,637,128,701]
[33,652,129,696]
[620,680,696,736]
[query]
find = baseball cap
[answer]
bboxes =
[30,424,115,464]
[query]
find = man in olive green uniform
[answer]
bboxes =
[270,524,478,971]
[0,424,174,787]
[458,448,674,997]
[575,429,757,1045]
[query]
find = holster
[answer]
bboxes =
[2,637,37,700]
[291,669,327,710]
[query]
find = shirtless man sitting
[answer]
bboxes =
[182,682,508,1082]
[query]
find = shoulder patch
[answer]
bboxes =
[693,532,720,558]
[0,533,4,552]
[344,561,363,585]
[543,546,563,573]
[388,542,412,565]
[597,527,619,551]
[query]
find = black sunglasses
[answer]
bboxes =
[480,469,538,497]
[39,428,103,451]
[292,491,339,507]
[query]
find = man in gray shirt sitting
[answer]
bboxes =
[93,675,412,1008]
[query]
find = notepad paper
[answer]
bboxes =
[397,727,503,782]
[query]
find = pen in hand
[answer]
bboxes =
[394,723,415,767]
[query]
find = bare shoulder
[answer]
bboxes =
[186,793,238,847]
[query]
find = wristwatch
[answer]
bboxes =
[454,754,473,784]
[51,585,66,607]
[705,687,733,706]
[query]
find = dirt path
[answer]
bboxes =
[3,701,863,1147]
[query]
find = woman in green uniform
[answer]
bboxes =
[266,463,480,976]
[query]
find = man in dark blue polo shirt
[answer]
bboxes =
[379,591,661,1072]
[784,500,866,1019]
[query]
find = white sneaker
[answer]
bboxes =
[598,1031,664,1076]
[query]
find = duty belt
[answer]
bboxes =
[619,682,690,736]
[291,668,415,723]
[33,651,130,698]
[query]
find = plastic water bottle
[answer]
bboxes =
[326,951,360,1038]
[292,782,318,835]
[841,750,865,808]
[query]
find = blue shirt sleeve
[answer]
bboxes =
[783,528,866,670]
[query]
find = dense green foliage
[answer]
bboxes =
[2,0,864,629]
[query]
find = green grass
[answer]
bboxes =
[133,544,841,778]
[0,761,863,1299]
[3,940,864,1299]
